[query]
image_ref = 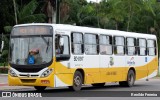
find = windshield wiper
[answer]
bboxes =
[41,36,51,53]
[41,36,48,45]
[46,38,50,53]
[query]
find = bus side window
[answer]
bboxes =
[84,33,99,55]
[99,35,112,55]
[114,36,125,55]
[71,32,84,54]
[138,38,147,56]
[126,37,136,56]
[147,39,156,56]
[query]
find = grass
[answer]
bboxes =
[0,62,8,68]
[0,63,5,66]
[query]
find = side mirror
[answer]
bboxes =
[1,41,4,52]
[59,37,64,46]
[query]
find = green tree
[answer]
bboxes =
[4,0,46,32]
[17,0,46,24]
[0,34,9,66]
[0,0,14,34]
[1,0,47,67]
[120,0,142,31]
[105,0,126,30]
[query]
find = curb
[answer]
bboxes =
[0,86,33,91]
[0,74,8,76]
[0,83,8,86]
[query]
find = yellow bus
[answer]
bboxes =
[8,23,158,91]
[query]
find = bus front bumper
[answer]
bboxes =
[8,74,54,87]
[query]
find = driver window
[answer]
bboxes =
[55,35,62,54]
[55,35,70,55]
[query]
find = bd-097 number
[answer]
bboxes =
[74,56,84,61]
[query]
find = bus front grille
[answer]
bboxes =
[21,79,36,83]
[15,68,43,73]
[19,74,39,77]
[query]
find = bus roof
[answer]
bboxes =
[14,23,157,39]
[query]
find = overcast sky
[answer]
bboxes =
[87,0,102,3]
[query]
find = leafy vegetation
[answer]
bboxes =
[0,0,46,66]
[0,0,160,67]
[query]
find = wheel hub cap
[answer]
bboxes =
[74,76,81,86]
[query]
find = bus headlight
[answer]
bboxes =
[41,68,53,77]
[9,69,17,77]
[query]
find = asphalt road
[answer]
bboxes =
[1,77,160,91]
[0,75,160,99]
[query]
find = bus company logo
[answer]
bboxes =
[127,57,135,66]
[27,74,30,77]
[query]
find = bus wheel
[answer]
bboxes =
[126,70,135,87]
[69,71,83,91]
[92,83,105,87]
[34,86,46,91]
[119,70,135,87]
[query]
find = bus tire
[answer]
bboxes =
[92,83,105,87]
[34,86,46,91]
[126,70,135,87]
[69,71,83,91]
[119,70,135,87]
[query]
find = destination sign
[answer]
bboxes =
[12,26,52,36]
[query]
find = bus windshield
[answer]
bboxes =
[10,36,52,65]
